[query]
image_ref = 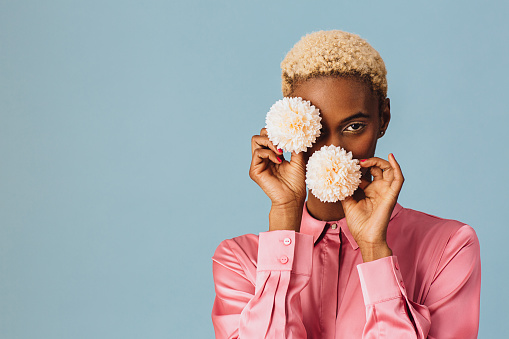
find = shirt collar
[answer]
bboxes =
[300,200,404,249]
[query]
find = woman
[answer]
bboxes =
[211,30,481,338]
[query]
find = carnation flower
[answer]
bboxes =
[305,145,362,202]
[265,97,322,154]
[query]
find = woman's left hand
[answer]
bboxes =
[341,153,404,262]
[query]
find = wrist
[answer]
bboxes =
[271,198,305,211]
[269,203,304,232]
[358,241,392,262]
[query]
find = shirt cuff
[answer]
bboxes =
[356,255,406,305]
[257,230,313,275]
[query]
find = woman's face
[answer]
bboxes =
[289,76,390,179]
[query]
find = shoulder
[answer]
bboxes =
[389,205,480,263]
[391,205,477,243]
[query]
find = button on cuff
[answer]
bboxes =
[257,230,313,274]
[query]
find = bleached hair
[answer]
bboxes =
[281,30,387,101]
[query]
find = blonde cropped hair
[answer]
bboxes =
[281,30,387,101]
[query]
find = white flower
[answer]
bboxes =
[305,145,362,202]
[265,97,322,154]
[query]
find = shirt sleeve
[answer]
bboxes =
[356,224,481,339]
[211,230,314,338]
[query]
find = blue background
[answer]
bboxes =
[1,0,507,338]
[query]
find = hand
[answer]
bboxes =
[249,128,307,230]
[341,153,404,261]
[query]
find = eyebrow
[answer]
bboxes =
[340,112,371,124]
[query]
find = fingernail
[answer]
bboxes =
[360,159,366,162]
[277,156,282,162]
[390,153,395,159]
[278,148,283,153]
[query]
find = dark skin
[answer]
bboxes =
[249,75,404,262]
[293,76,390,221]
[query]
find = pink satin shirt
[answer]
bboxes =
[211,202,481,338]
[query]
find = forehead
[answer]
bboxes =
[289,76,379,122]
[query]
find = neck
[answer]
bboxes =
[305,171,372,222]
[306,194,345,221]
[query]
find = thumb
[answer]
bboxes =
[341,195,356,211]
[290,150,306,167]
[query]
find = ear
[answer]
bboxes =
[378,97,391,137]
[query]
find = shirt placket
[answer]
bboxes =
[335,224,366,336]
[320,223,341,338]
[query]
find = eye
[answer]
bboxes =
[344,123,366,132]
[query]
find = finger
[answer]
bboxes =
[370,166,384,181]
[261,127,284,154]
[251,133,283,155]
[290,150,300,159]
[252,148,283,168]
[359,157,393,181]
[388,153,404,191]
[290,150,306,167]
[340,195,355,210]
[358,175,370,191]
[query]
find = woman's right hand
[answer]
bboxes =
[249,128,307,230]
